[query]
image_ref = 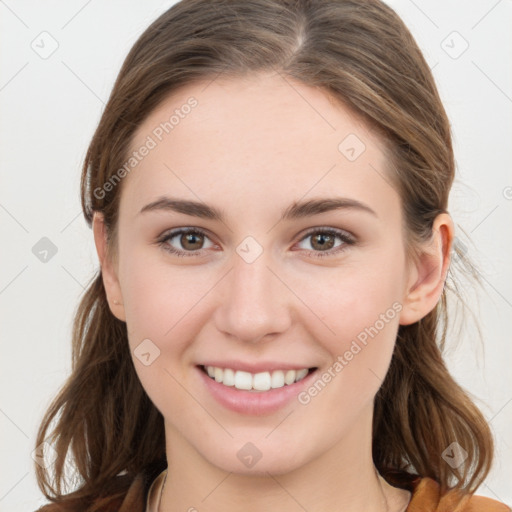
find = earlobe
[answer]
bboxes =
[92,212,126,322]
[399,213,454,326]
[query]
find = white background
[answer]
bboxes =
[1,1,511,510]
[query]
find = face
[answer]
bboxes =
[96,71,439,476]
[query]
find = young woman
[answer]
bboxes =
[35,1,510,511]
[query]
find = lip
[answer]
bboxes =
[196,364,319,415]
[198,360,316,373]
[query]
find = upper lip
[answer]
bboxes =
[198,360,318,373]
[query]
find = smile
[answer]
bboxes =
[200,365,316,392]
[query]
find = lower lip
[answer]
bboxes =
[196,365,318,415]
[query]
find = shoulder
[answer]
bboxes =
[408,477,511,512]
[117,461,168,512]
[34,461,167,512]
[462,495,512,512]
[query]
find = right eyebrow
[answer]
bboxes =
[139,197,226,221]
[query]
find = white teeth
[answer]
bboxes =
[253,372,271,391]
[234,370,253,390]
[203,365,312,391]
[284,370,296,385]
[223,368,235,386]
[295,368,308,381]
[271,370,285,389]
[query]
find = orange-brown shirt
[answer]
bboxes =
[34,468,511,511]
[142,469,510,512]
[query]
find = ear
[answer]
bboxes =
[92,212,126,322]
[399,213,454,326]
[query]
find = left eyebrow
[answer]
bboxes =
[281,197,378,220]
[138,196,378,221]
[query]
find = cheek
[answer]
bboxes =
[295,258,404,344]
[118,250,213,413]
[292,256,405,408]
[118,245,212,346]
[294,270,402,432]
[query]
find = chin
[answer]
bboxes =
[198,437,310,477]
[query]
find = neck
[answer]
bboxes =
[159,407,409,512]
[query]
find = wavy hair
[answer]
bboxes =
[35,1,493,510]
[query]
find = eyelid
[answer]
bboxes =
[292,226,356,258]
[297,226,355,244]
[157,227,216,256]
[157,226,356,258]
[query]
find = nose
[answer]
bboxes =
[213,248,292,344]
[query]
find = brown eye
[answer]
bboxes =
[180,232,205,250]
[309,232,336,251]
[295,228,356,258]
[158,228,214,257]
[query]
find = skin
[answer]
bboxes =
[93,71,453,512]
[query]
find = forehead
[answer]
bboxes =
[121,71,399,222]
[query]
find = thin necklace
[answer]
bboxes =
[378,473,391,512]
[157,471,167,512]
[158,471,392,512]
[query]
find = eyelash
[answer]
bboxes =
[157,227,356,259]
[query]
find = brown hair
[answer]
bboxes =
[35,0,494,510]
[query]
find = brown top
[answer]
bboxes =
[142,469,511,512]
[34,466,511,512]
